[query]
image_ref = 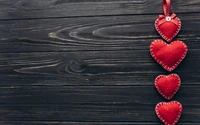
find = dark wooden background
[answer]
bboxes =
[0,0,199,125]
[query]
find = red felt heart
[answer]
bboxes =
[155,14,181,42]
[155,74,181,100]
[150,40,187,72]
[156,101,182,125]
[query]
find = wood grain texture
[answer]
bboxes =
[1,122,200,125]
[0,13,199,52]
[0,13,199,85]
[0,0,199,19]
[0,0,200,124]
[0,85,200,123]
[0,51,199,86]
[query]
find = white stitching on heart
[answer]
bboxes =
[150,40,188,72]
[155,101,182,125]
[155,74,181,100]
[155,17,181,42]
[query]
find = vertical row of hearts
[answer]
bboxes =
[150,0,188,125]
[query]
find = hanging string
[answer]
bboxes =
[162,0,171,16]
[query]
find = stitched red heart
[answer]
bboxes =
[150,40,187,72]
[155,13,181,42]
[156,101,182,125]
[155,74,181,100]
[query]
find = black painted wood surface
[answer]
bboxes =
[0,0,200,124]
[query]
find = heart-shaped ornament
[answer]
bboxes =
[150,40,188,72]
[156,101,182,125]
[155,13,181,42]
[155,74,181,100]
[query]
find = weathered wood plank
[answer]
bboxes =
[0,121,199,125]
[0,50,199,85]
[0,85,199,123]
[0,0,199,19]
[0,13,199,52]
